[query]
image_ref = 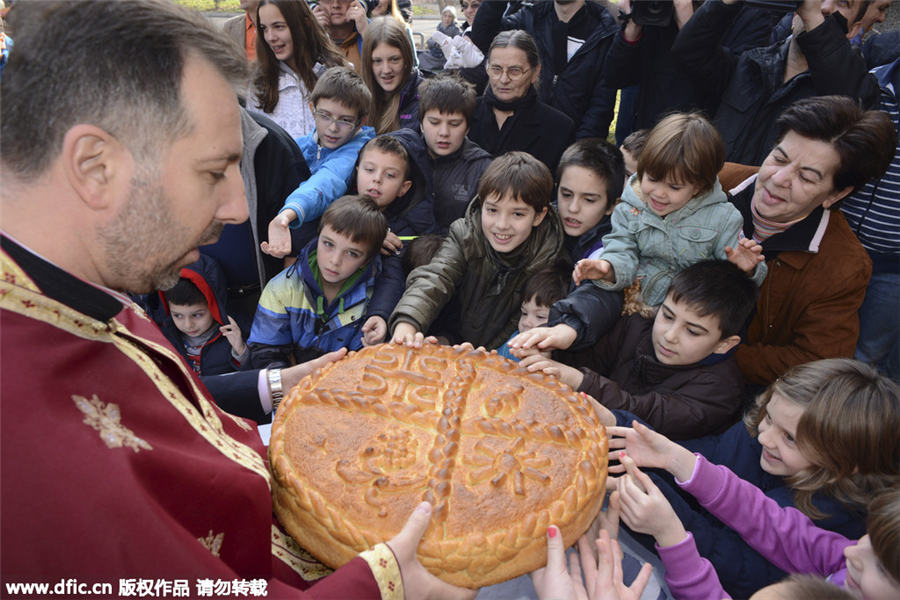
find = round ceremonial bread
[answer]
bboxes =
[269,343,608,588]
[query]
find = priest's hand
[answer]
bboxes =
[387,502,478,600]
[280,348,347,391]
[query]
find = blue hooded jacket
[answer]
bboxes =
[247,237,382,367]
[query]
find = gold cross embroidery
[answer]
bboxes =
[72,394,152,453]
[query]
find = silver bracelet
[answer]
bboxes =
[267,368,284,413]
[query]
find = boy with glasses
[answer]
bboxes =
[263,66,374,259]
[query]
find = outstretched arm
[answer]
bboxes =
[606,421,697,482]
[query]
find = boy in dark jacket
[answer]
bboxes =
[389,151,564,349]
[388,75,493,233]
[158,255,250,376]
[521,260,757,440]
[511,138,625,352]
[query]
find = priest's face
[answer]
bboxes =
[97,56,247,294]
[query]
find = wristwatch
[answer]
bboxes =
[268,368,284,413]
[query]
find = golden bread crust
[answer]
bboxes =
[269,343,608,588]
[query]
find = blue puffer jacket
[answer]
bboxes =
[247,237,381,367]
[282,126,375,224]
[594,175,766,306]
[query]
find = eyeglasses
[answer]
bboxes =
[486,64,529,80]
[314,110,358,130]
[461,1,480,10]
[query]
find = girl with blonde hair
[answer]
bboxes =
[608,358,900,597]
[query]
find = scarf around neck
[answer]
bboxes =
[484,84,538,113]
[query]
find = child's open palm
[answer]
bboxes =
[608,421,679,473]
[573,259,614,286]
[262,215,293,259]
[724,237,765,274]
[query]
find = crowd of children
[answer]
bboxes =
[139,3,900,599]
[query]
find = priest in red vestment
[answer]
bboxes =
[0,2,474,599]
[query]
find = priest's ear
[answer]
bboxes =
[61,124,135,211]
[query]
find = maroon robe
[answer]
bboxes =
[0,236,399,598]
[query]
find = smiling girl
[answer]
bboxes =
[361,16,423,134]
[609,358,900,597]
[248,0,345,138]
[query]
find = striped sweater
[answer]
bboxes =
[842,58,900,272]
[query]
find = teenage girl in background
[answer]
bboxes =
[248,0,346,139]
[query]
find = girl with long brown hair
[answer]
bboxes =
[360,16,423,134]
[248,0,345,138]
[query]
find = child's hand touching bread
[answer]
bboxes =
[390,322,425,347]
[607,420,697,482]
[509,323,578,353]
[573,258,616,286]
[518,353,584,390]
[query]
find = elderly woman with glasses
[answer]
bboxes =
[467,30,575,173]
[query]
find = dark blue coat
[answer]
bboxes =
[468,0,618,139]
[672,0,879,165]
[388,127,492,233]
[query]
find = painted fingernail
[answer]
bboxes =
[547,526,557,538]
[619,450,626,458]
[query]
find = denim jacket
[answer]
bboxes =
[594,175,766,305]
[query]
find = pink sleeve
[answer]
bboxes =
[679,454,852,577]
[656,533,731,600]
